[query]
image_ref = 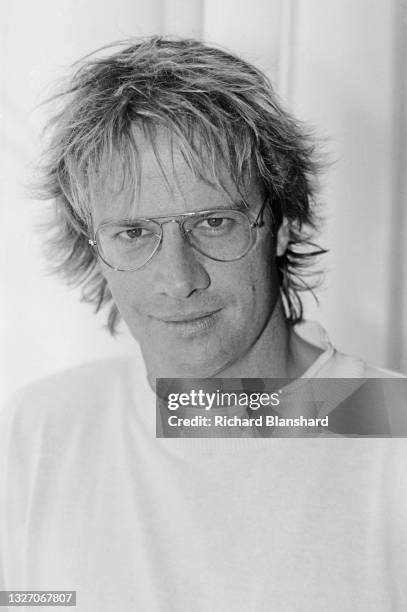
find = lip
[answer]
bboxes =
[156,309,222,323]
[152,309,222,336]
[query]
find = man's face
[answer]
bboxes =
[93,129,282,378]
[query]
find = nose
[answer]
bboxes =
[150,221,210,298]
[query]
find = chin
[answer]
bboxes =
[149,360,215,379]
[144,348,230,379]
[139,328,248,379]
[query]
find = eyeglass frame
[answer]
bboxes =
[88,195,270,272]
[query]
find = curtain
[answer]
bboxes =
[1,0,406,400]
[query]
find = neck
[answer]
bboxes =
[213,299,292,379]
[208,301,323,380]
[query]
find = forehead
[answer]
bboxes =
[91,125,261,225]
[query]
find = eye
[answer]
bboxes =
[203,217,225,228]
[193,214,236,234]
[117,226,153,241]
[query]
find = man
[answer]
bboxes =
[1,36,406,611]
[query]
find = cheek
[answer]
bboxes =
[238,240,277,305]
[221,254,278,325]
[103,270,144,316]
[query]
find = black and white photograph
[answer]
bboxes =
[1,1,407,610]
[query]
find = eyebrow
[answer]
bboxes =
[98,199,250,225]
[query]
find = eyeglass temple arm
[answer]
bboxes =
[251,196,269,228]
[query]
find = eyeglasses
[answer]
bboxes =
[88,198,268,272]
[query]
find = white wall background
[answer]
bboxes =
[1,0,407,402]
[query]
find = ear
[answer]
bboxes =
[276,218,289,257]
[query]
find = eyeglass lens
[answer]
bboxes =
[96,209,254,270]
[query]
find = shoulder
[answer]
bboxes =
[295,320,407,379]
[0,357,142,442]
[362,363,406,378]
[320,361,407,436]
[324,351,407,379]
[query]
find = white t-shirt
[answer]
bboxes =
[1,323,406,611]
